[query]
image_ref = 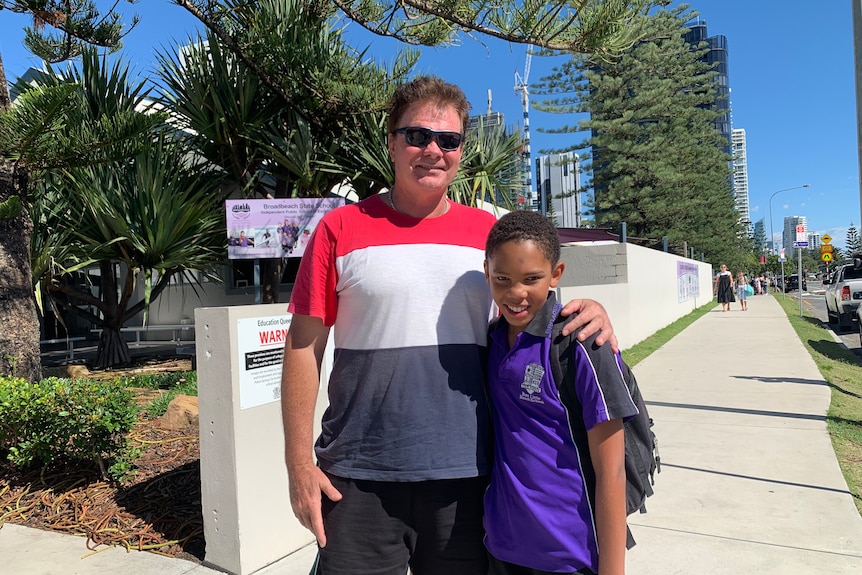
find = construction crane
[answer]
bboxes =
[514,50,535,212]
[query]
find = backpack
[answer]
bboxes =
[549,312,661,526]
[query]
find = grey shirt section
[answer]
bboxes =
[315,344,491,481]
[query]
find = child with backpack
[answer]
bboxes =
[483,211,641,575]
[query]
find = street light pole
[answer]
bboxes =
[768,184,811,294]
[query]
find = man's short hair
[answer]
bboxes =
[386,76,471,135]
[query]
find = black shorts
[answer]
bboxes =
[313,473,489,575]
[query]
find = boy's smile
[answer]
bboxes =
[485,240,564,345]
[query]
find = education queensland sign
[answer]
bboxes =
[225,198,344,260]
[237,314,292,410]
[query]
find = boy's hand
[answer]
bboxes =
[559,299,619,354]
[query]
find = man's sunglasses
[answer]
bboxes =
[392,127,464,151]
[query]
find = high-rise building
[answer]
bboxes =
[467,112,505,133]
[535,153,582,227]
[783,215,808,255]
[807,232,822,251]
[731,129,750,232]
[684,20,732,156]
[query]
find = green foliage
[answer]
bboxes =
[0,375,139,481]
[451,119,522,209]
[772,295,862,513]
[329,0,664,55]
[4,49,166,171]
[0,83,78,164]
[532,6,742,266]
[146,376,198,418]
[751,218,767,255]
[2,0,137,64]
[846,223,861,255]
[34,135,228,370]
[0,196,23,219]
[159,0,417,199]
[114,370,198,418]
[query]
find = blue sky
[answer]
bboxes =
[1,1,858,248]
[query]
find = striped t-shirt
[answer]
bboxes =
[288,194,497,481]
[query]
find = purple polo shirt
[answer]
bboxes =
[483,294,638,573]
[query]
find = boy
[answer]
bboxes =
[483,211,639,575]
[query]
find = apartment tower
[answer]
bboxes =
[731,129,751,231]
[535,153,582,227]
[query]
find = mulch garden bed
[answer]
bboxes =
[0,357,205,562]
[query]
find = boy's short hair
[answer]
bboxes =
[485,211,560,265]
[386,76,471,135]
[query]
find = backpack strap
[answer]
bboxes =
[549,311,660,549]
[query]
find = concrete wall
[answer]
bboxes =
[557,242,713,350]
[195,304,330,575]
[193,241,712,574]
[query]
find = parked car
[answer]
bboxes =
[825,264,862,331]
[776,274,807,293]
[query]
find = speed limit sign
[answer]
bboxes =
[822,252,833,262]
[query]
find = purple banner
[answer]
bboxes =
[225,198,344,260]
[677,260,700,303]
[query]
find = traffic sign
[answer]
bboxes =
[822,234,833,244]
[822,252,833,262]
[821,244,834,253]
[793,241,808,247]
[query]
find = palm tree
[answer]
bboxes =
[154,3,417,303]
[453,120,522,209]
[38,136,227,368]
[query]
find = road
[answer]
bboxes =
[780,279,862,358]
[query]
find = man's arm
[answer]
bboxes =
[281,314,341,547]
[588,418,627,575]
[559,299,619,353]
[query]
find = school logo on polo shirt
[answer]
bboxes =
[520,363,545,404]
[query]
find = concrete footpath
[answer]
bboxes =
[2,293,862,574]
[626,293,862,573]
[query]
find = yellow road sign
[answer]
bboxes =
[822,252,833,262]
[822,234,833,244]
[821,244,834,253]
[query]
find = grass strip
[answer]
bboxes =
[622,301,717,367]
[773,294,862,514]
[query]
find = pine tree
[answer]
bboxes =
[752,218,767,254]
[1,1,133,382]
[532,6,741,264]
[846,223,861,255]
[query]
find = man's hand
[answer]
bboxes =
[288,463,343,547]
[559,298,619,353]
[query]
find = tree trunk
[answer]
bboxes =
[0,52,11,112]
[93,260,131,369]
[0,160,42,382]
[94,327,131,369]
[260,258,282,304]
